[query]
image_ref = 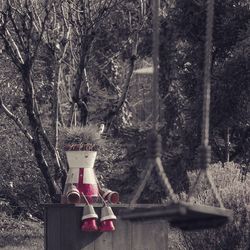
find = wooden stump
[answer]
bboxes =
[44,204,168,250]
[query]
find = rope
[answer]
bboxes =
[81,192,90,205]
[130,0,177,205]
[155,157,177,202]
[201,0,214,146]
[206,169,224,208]
[130,0,223,209]
[187,169,204,201]
[130,131,177,204]
[98,193,108,206]
[152,0,160,130]
[130,157,177,205]
[188,0,225,208]
[130,160,155,205]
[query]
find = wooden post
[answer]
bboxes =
[44,204,168,250]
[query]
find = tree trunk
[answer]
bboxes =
[103,55,136,124]
[21,67,61,202]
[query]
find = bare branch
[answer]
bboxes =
[5,28,24,64]
[60,2,69,29]
[103,55,136,123]
[0,33,22,69]
[33,99,67,176]
[0,97,33,143]
[6,3,25,50]
[31,1,54,63]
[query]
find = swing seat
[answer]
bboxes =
[121,202,233,231]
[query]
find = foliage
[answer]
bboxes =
[0,0,149,200]
[0,116,49,218]
[59,125,104,148]
[169,163,250,250]
[158,0,250,176]
[0,212,43,249]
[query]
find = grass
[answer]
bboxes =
[168,162,250,250]
[0,213,43,250]
[1,162,249,250]
[59,126,104,148]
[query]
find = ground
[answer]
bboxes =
[0,213,43,250]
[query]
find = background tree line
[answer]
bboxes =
[0,0,249,214]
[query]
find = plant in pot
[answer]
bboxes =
[60,125,103,204]
[60,125,119,205]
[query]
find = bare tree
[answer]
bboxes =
[0,0,65,201]
[0,0,148,202]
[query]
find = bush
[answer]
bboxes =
[169,162,250,250]
[0,212,43,248]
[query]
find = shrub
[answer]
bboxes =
[169,163,250,250]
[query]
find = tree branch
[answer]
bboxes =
[31,0,54,64]
[103,55,136,122]
[33,98,67,177]
[6,2,26,51]
[0,97,33,143]
[5,28,24,64]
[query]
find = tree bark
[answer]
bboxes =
[69,34,93,127]
[0,98,33,143]
[21,66,61,202]
[103,55,136,124]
